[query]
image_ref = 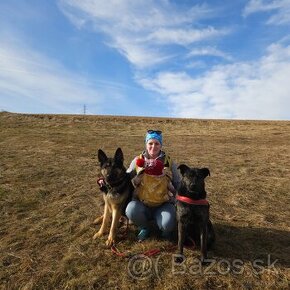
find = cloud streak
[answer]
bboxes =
[0,41,103,113]
[60,0,228,68]
[244,0,290,25]
[146,27,229,46]
[187,47,233,61]
[137,43,290,120]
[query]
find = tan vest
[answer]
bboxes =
[136,174,170,207]
[135,154,172,207]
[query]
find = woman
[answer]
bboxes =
[126,130,180,241]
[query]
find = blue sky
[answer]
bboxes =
[1,0,290,120]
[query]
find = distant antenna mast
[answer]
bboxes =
[83,104,86,115]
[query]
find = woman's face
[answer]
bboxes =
[146,139,161,158]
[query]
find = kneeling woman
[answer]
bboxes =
[126,130,180,241]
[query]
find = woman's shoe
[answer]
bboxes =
[137,228,150,241]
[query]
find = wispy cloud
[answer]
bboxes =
[137,43,290,120]
[107,35,173,68]
[60,0,213,31]
[188,47,233,61]
[0,41,104,113]
[59,0,228,68]
[244,0,290,25]
[146,27,229,46]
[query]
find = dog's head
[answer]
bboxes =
[98,148,126,185]
[177,164,210,197]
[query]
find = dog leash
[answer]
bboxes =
[110,233,197,258]
[111,243,177,258]
[142,244,176,257]
[111,244,131,258]
[185,238,196,250]
[110,196,201,258]
[110,218,196,258]
[118,216,129,239]
[111,242,197,258]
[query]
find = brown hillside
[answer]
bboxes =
[0,112,289,289]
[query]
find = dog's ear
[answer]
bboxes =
[200,168,210,178]
[98,149,108,166]
[177,164,190,176]
[114,147,124,164]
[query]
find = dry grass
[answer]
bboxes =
[0,112,289,289]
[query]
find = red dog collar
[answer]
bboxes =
[176,194,209,206]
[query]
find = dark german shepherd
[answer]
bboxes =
[175,165,215,263]
[93,148,133,246]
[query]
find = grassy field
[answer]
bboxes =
[0,112,289,289]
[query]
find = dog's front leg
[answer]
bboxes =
[200,223,208,264]
[106,205,121,247]
[175,221,186,263]
[93,201,110,239]
[93,215,103,225]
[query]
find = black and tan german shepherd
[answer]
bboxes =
[175,165,215,264]
[93,148,133,246]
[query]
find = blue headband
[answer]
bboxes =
[145,132,162,145]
